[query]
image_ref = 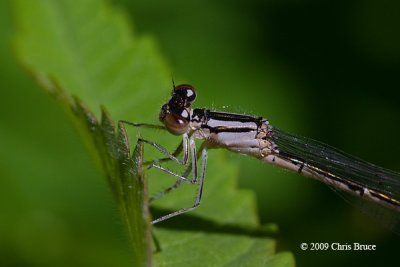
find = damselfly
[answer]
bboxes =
[121,84,400,232]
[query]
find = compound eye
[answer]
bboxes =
[162,108,190,135]
[185,88,196,103]
[174,84,197,105]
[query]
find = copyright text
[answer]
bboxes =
[300,242,377,251]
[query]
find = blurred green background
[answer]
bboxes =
[1,0,400,266]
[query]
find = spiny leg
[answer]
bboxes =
[120,119,191,198]
[152,147,208,224]
[150,142,206,203]
[144,139,184,166]
[120,119,208,223]
[119,120,166,131]
[147,137,196,185]
[119,120,188,166]
[140,133,189,165]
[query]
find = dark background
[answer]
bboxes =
[1,0,399,266]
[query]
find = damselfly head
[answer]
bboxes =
[159,84,196,135]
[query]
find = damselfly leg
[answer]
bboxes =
[119,120,208,224]
[152,147,208,224]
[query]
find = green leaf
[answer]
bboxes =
[12,0,294,266]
